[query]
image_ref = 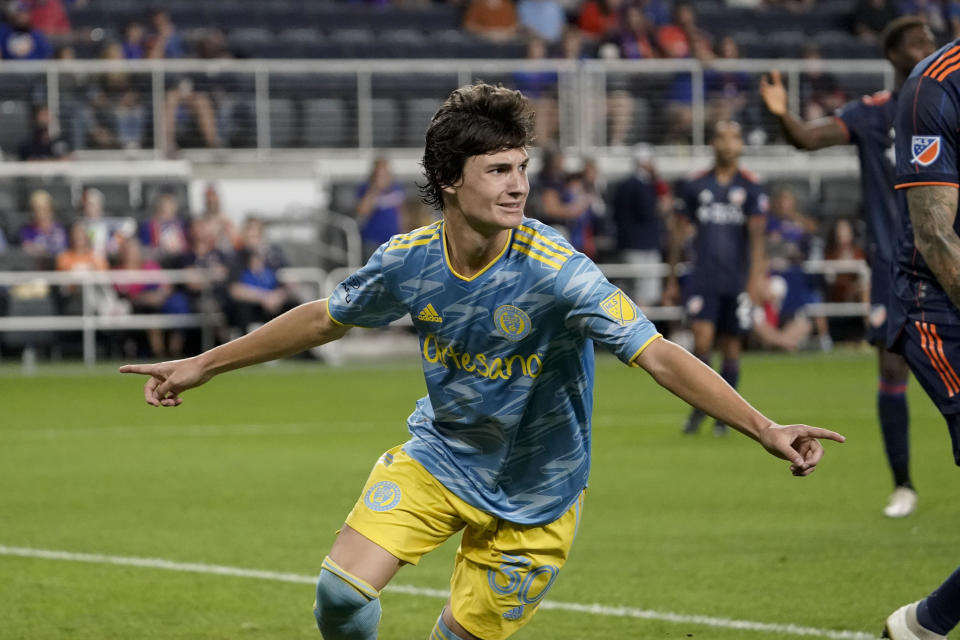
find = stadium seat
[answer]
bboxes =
[372,98,401,148]
[140,181,190,215]
[81,182,134,213]
[402,98,441,148]
[0,100,31,160]
[269,98,298,148]
[303,98,350,147]
[18,178,74,213]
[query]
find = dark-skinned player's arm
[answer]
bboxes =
[906,186,960,310]
[120,299,351,407]
[759,70,849,151]
[634,337,845,476]
[746,214,768,304]
[661,209,691,306]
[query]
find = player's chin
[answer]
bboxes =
[494,205,524,227]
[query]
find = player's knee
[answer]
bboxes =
[313,565,381,640]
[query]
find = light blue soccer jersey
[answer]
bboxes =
[327,217,661,525]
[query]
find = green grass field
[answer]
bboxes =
[1,350,957,639]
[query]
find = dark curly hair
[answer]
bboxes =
[419,83,535,211]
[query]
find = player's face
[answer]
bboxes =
[890,26,936,75]
[712,125,743,166]
[446,147,529,233]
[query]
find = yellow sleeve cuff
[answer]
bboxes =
[628,333,663,367]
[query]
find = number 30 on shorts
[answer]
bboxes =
[487,554,560,605]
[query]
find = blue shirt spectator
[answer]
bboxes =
[517,0,565,43]
[356,158,404,256]
[0,2,51,60]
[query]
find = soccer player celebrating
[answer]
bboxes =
[663,120,768,437]
[759,16,937,518]
[121,84,844,640]
[881,33,960,640]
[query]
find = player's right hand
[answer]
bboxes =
[759,70,787,117]
[120,357,212,407]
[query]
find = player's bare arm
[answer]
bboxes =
[661,213,689,305]
[760,70,848,151]
[635,337,845,475]
[120,299,350,407]
[747,214,768,304]
[907,185,960,309]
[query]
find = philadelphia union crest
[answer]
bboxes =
[494,305,532,341]
[364,481,401,512]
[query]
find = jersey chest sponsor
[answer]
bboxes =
[696,201,746,225]
[422,332,543,381]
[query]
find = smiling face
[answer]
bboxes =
[443,147,529,235]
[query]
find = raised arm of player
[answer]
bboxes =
[760,70,848,151]
[634,337,845,475]
[120,299,350,407]
[906,185,960,309]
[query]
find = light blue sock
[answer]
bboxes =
[314,563,381,640]
[429,612,470,640]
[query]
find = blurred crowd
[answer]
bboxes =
[1,0,957,154]
[1,182,301,358]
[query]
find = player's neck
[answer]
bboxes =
[713,164,738,184]
[442,213,511,278]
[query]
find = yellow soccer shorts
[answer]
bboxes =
[344,444,584,640]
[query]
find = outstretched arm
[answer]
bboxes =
[906,185,960,309]
[120,299,350,407]
[634,338,845,475]
[760,70,848,151]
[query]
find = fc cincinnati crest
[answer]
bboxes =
[494,305,532,341]
[600,289,639,326]
[911,136,941,166]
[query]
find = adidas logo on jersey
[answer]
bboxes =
[503,605,525,620]
[417,304,443,323]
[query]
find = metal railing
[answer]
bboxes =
[0,58,892,156]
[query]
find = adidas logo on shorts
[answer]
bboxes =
[417,304,443,323]
[503,605,525,620]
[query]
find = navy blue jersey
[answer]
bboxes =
[835,90,900,263]
[893,39,960,323]
[676,170,767,294]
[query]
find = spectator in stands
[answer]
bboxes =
[610,144,670,306]
[852,0,902,44]
[19,105,71,161]
[80,187,135,261]
[122,21,146,59]
[517,0,565,43]
[901,0,950,36]
[619,5,661,59]
[145,9,185,59]
[139,192,189,267]
[750,274,814,351]
[638,0,671,25]
[19,189,67,262]
[656,2,711,59]
[824,218,868,303]
[184,217,231,338]
[462,0,518,43]
[766,185,831,349]
[84,42,146,150]
[114,237,190,358]
[513,38,559,143]
[56,221,109,311]
[577,0,622,40]
[201,183,240,254]
[705,36,754,131]
[356,157,404,259]
[227,217,297,334]
[24,0,69,36]
[0,1,51,60]
[661,38,715,143]
[535,146,568,222]
[799,42,847,120]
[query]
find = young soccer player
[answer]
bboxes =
[663,120,768,437]
[881,34,960,640]
[759,16,937,518]
[121,83,844,640]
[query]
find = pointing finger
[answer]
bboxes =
[120,364,155,376]
[796,426,846,443]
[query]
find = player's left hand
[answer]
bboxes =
[757,423,845,476]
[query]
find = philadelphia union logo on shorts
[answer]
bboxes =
[911,136,941,166]
[494,305,531,341]
[364,481,401,512]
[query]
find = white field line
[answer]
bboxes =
[0,545,875,640]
